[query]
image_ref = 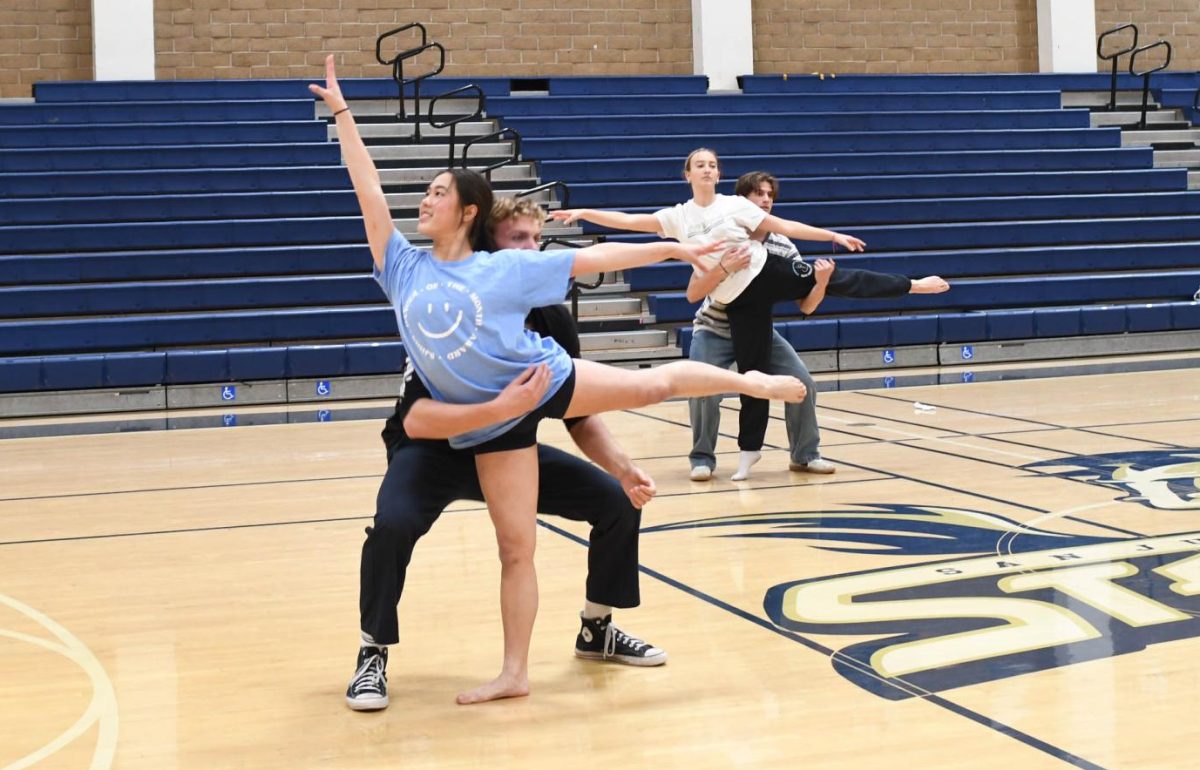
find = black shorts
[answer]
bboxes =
[472,363,577,455]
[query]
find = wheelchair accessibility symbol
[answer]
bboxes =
[317,409,333,423]
[884,376,896,388]
[222,414,237,427]
[882,349,896,365]
[316,380,331,397]
[961,345,975,361]
[962,371,975,384]
[220,385,237,401]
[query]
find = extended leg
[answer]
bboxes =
[564,357,804,419]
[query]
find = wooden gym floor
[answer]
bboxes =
[2,361,1199,769]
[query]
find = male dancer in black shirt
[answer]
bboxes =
[346,196,665,710]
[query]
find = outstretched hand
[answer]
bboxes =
[308,54,348,112]
[550,209,584,225]
[832,232,866,253]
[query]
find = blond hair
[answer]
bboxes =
[489,196,547,231]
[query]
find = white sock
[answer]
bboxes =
[582,601,613,620]
[730,450,761,481]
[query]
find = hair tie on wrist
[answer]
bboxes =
[332,106,350,117]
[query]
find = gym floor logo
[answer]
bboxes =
[642,450,1200,700]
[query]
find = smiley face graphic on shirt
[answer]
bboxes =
[402,280,484,362]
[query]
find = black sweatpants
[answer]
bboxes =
[725,257,912,451]
[359,439,642,645]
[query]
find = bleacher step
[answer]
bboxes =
[583,346,684,365]
[1189,171,1200,190]
[1062,91,1155,109]
[579,329,668,351]
[385,189,559,208]
[1153,150,1200,168]
[377,165,535,183]
[365,143,513,161]
[572,297,643,317]
[1090,109,1182,128]
[1121,129,1200,147]
[318,99,481,118]
[336,121,496,142]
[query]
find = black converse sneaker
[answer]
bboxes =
[345,645,389,711]
[575,614,667,666]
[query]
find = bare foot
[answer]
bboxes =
[744,371,807,403]
[455,672,530,705]
[910,276,949,294]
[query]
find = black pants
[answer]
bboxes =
[359,439,642,645]
[725,258,912,451]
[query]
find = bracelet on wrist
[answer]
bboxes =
[332,106,350,117]
[719,262,730,276]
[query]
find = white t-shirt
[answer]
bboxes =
[653,194,768,304]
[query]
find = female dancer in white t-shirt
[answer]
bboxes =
[311,60,808,706]
[553,148,948,480]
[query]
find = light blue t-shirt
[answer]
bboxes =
[373,229,577,448]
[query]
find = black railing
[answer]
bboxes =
[375,23,445,143]
[462,126,523,180]
[1128,40,1172,129]
[541,236,605,321]
[428,84,485,166]
[1097,23,1139,112]
[515,180,571,210]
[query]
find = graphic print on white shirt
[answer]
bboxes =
[653,194,768,304]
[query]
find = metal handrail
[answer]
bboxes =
[461,126,523,180]
[428,84,485,167]
[1097,23,1138,112]
[374,23,445,143]
[1129,40,1172,129]
[541,236,606,321]
[515,180,570,210]
[375,22,427,65]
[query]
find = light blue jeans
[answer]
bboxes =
[688,328,820,471]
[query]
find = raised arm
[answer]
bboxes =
[403,365,552,439]
[754,215,866,253]
[309,54,393,271]
[551,208,662,234]
[571,239,723,279]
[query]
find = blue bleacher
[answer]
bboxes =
[4,70,1200,401]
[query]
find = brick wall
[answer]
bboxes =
[1097,0,1200,72]
[752,0,1038,75]
[9,1,1200,99]
[152,0,692,82]
[0,0,92,99]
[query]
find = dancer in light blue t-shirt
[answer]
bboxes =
[312,55,808,706]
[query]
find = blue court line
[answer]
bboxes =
[0,514,371,547]
[0,472,384,504]
[807,402,1157,538]
[538,517,1111,770]
[861,391,1188,450]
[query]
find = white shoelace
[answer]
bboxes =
[603,623,649,658]
[354,655,386,693]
